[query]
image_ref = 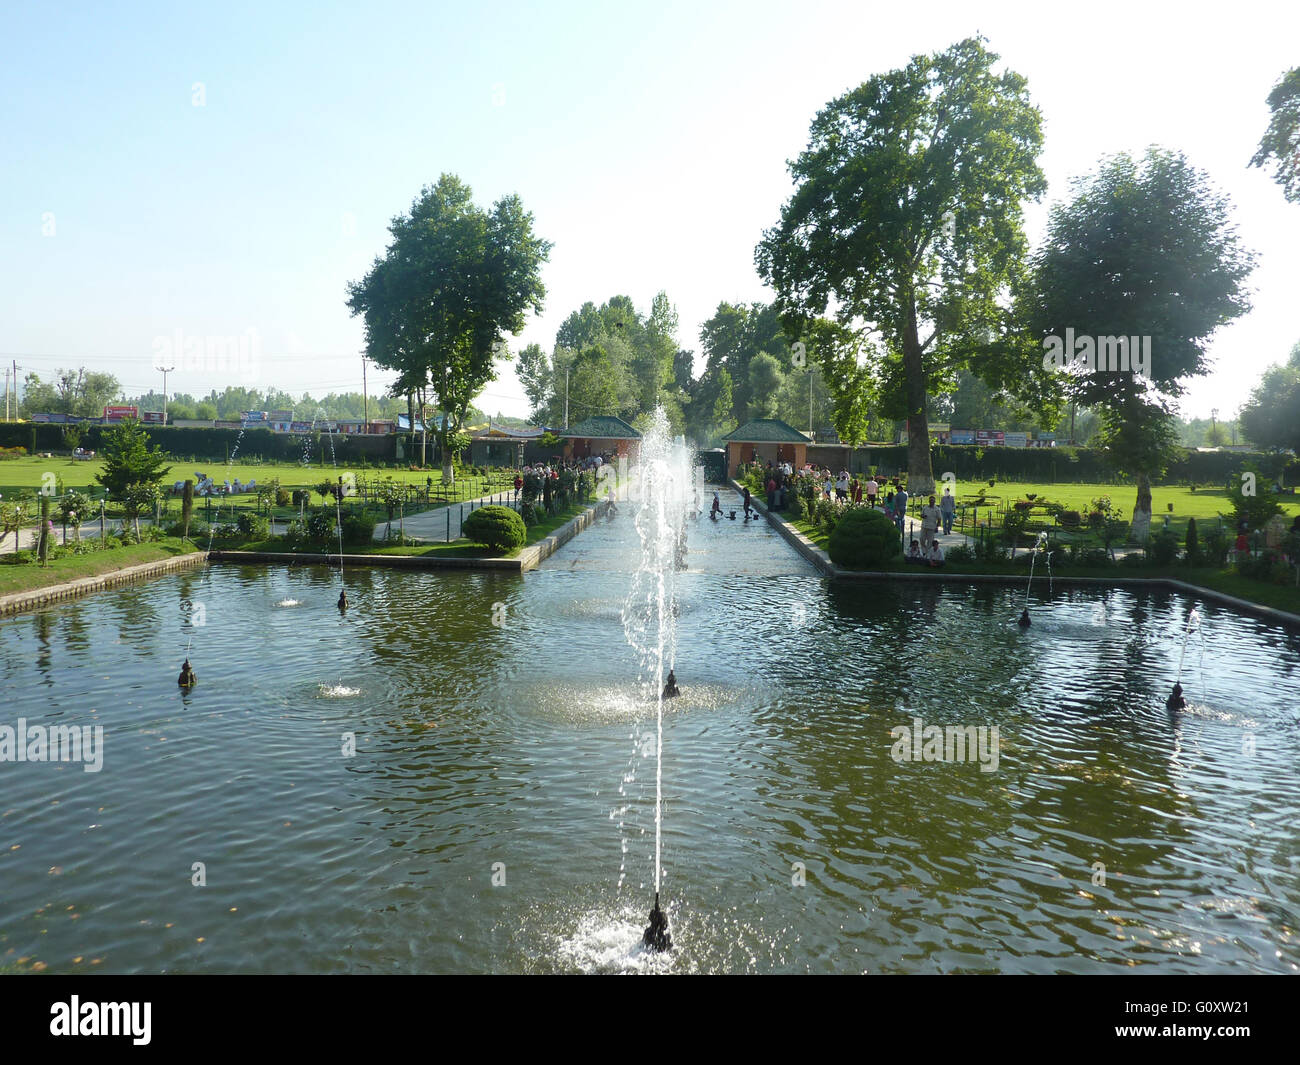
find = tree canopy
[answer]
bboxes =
[1026,148,1256,538]
[346,174,551,480]
[1251,67,1300,203]
[757,36,1048,494]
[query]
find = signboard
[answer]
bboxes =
[1005,431,1028,447]
[242,410,266,422]
[1038,432,1056,442]
[975,430,1005,445]
[103,405,139,421]
[290,421,313,433]
[141,410,167,424]
[950,429,975,445]
[213,420,244,429]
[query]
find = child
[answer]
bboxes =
[906,539,924,563]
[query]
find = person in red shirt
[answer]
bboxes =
[1235,529,1249,560]
[766,476,777,509]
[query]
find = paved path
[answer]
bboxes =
[372,490,522,543]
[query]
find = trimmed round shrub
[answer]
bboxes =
[827,506,900,569]
[462,505,526,553]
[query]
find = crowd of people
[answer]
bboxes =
[744,460,960,562]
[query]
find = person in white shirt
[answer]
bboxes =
[920,495,942,544]
[928,540,945,567]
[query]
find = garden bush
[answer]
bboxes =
[462,505,527,553]
[827,507,900,569]
[1183,517,1202,566]
[945,544,975,564]
[236,512,269,540]
[305,509,336,544]
[340,511,373,547]
[519,502,540,526]
[1149,530,1179,566]
[1203,529,1229,567]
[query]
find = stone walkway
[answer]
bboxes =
[373,490,522,543]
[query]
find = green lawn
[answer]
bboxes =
[226,500,594,560]
[0,454,527,523]
[931,480,1299,530]
[0,538,202,598]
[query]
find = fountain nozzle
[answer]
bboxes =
[337,589,349,611]
[1166,682,1186,712]
[643,892,672,952]
[1017,608,1031,628]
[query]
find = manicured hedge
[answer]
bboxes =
[461,505,526,553]
[827,507,901,569]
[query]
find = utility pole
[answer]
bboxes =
[155,364,175,423]
[3,365,8,421]
[362,356,368,433]
[9,360,21,421]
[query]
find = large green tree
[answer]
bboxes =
[757,37,1048,496]
[95,419,171,499]
[1238,341,1300,452]
[1027,148,1256,539]
[1251,67,1300,203]
[346,174,551,482]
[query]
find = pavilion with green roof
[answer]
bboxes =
[721,418,810,478]
[559,415,642,463]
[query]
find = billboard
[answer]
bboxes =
[1005,431,1028,447]
[141,410,167,424]
[242,410,266,422]
[950,429,975,445]
[103,405,139,421]
[975,430,1005,445]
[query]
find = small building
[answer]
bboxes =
[470,423,544,467]
[559,415,642,463]
[722,418,810,478]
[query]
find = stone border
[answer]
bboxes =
[210,500,610,575]
[734,480,1300,629]
[0,550,209,618]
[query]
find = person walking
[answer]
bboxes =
[893,486,909,536]
[940,487,956,536]
[866,476,878,508]
[920,494,941,546]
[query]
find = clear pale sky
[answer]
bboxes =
[2,0,1296,423]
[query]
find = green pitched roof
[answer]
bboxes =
[722,418,810,444]
[560,415,642,440]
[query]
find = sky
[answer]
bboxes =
[2,0,1297,424]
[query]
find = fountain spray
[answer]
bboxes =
[1168,607,1201,710]
[622,410,685,953]
[1019,531,1050,627]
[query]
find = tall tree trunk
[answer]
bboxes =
[440,426,454,485]
[1132,471,1153,543]
[902,305,935,497]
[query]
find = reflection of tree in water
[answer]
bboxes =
[35,611,54,686]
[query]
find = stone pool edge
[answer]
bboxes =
[0,550,210,618]
[208,499,611,575]
[735,480,1300,630]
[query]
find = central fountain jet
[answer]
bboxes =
[621,410,691,953]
